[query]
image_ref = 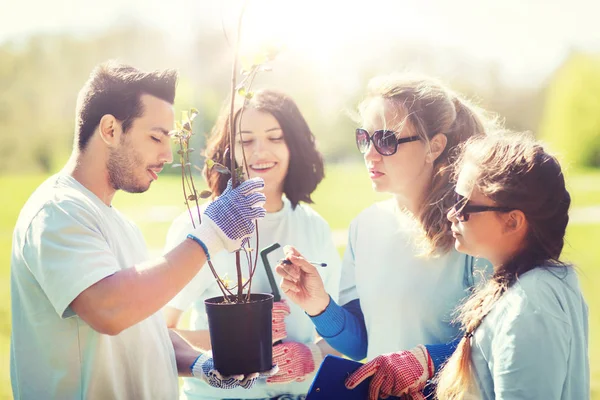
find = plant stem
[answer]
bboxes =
[184,144,202,224]
[228,1,247,189]
[246,221,260,301]
[207,260,234,300]
[236,251,243,302]
[179,139,195,229]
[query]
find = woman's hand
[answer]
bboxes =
[345,345,433,400]
[275,246,331,316]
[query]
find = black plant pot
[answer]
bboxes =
[205,293,274,376]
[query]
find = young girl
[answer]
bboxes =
[276,74,495,399]
[163,89,342,400]
[435,132,589,399]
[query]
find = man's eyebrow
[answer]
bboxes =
[151,127,170,136]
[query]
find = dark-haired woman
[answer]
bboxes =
[163,89,342,400]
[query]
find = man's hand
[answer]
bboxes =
[272,300,291,343]
[266,342,323,385]
[189,178,266,258]
[345,345,434,400]
[191,352,278,389]
[275,246,330,316]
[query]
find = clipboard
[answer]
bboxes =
[306,355,401,400]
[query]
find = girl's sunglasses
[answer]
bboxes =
[451,192,516,222]
[355,128,421,156]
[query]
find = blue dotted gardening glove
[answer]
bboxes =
[191,352,279,389]
[189,178,266,258]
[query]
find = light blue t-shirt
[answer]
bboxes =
[470,266,589,399]
[10,174,178,399]
[339,199,490,360]
[165,197,342,400]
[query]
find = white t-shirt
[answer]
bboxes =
[10,174,178,400]
[339,199,490,361]
[470,267,589,399]
[165,197,341,400]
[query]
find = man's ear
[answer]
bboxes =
[98,114,121,146]
[426,133,448,163]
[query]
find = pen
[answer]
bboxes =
[279,259,327,267]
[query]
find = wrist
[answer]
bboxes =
[190,219,224,258]
[191,353,210,378]
[414,344,434,379]
[305,342,324,376]
[186,234,210,260]
[306,294,331,317]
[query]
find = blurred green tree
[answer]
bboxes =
[539,52,600,168]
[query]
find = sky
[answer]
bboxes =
[1,0,599,85]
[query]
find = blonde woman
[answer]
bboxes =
[277,74,495,399]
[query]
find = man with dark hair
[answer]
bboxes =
[10,61,268,399]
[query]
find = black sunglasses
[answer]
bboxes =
[451,192,516,222]
[355,128,421,156]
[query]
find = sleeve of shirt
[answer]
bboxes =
[164,212,210,311]
[22,202,120,319]
[424,338,461,372]
[489,305,571,399]
[338,220,359,306]
[310,297,368,360]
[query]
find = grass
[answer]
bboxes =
[0,165,599,399]
[565,167,600,207]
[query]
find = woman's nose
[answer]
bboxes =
[447,206,458,222]
[252,138,271,155]
[363,140,381,162]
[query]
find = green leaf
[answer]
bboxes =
[244,91,254,100]
[213,163,231,175]
[235,166,245,182]
[189,108,199,121]
[177,149,185,155]
[237,87,247,98]
[175,121,183,130]
[205,159,215,169]
[199,190,212,199]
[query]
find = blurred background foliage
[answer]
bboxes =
[2,22,598,174]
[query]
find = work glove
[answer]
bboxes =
[345,345,434,400]
[188,178,265,258]
[266,342,323,385]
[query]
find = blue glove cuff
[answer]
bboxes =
[187,234,210,260]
